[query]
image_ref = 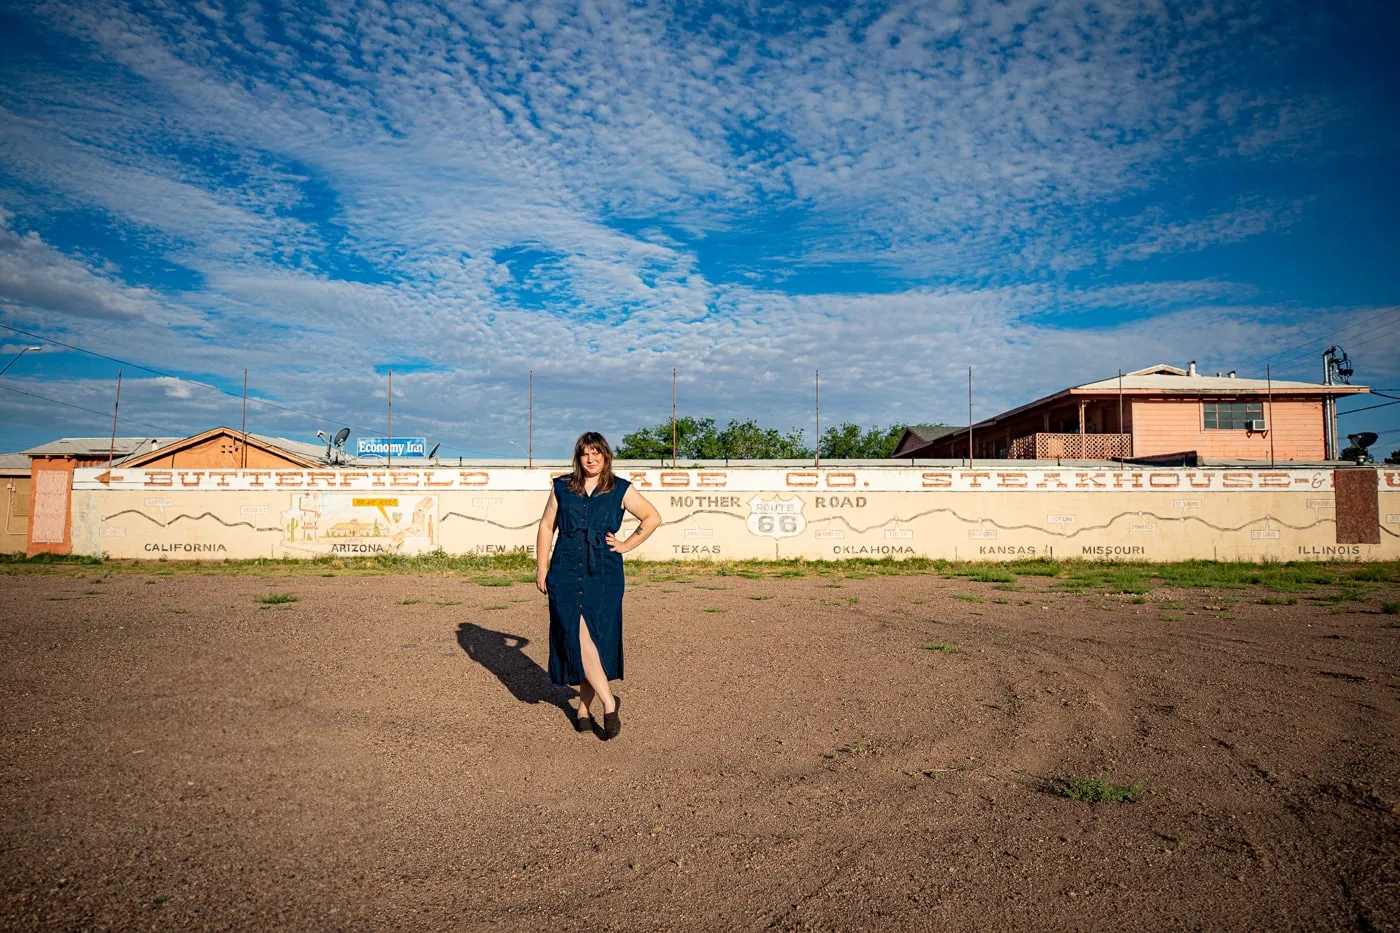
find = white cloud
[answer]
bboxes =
[0,0,1391,454]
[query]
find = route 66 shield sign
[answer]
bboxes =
[746,495,806,538]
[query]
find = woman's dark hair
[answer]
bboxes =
[568,432,616,496]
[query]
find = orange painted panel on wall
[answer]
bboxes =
[1130,398,1325,460]
[28,459,74,556]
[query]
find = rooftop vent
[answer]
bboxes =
[1188,360,1197,376]
[1228,371,1236,378]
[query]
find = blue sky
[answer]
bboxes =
[1,0,1397,458]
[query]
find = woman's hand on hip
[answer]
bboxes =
[605,532,630,554]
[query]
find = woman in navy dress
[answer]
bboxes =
[535,432,661,739]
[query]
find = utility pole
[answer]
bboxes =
[1322,346,1352,460]
[967,367,974,468]
[241,369,248,469]
[107,370,122,469]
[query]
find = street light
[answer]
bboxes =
[0,346,41,378]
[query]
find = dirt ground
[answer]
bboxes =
[2,567,1399,932]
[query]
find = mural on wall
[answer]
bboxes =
[65,467,1400,562]
[279,493,438,556]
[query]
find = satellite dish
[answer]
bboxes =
[427,442,440,460]
[333,427,351,448]
[1346,432,1378,465]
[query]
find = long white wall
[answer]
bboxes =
[68,465,1400,562]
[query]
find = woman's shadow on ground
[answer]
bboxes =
[455,621,575,721]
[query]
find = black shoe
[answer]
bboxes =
[574,711,592,732]
[602,695,622,740]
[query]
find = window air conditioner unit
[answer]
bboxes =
[1248,419,1267,432]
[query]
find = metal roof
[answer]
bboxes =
[1073,371,1367,394]
[22,437,183,458]
[246,432,329,462]
[0,453,31,474]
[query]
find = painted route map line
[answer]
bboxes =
[101,509,282,534]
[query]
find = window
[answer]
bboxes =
[1203,401,1263,430]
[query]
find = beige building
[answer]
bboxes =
[1,454,31,554]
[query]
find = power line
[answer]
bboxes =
[0,383,186,435]
[1337,397,1400,416]
[1260,318,1400,378]
[0,321,498,454]
[0,321,374,432]
[1233,307,1398,375]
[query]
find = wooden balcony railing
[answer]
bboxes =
[1007,433,1132,459]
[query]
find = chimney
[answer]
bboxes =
[1228,371,1236,378]
[1188,360,1197,377]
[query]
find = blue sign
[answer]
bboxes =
[357,437,428,458]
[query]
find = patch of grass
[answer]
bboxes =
[1128,596,1147,604]
[822,741,869,759]
[953,594,983,603]
[1160,614,1183,622]
[1259,596,1298,606]
[473,577,514,587]
[920,642,957,652]
[992,597,1010,604]
[435,599,463,606]
[1103,571,1152,594]
[950,568,1017,583]
[748,594,775,601]
[1159,601,1185,610]
[702,607,725,613]
[818,582,843,588]
[1051,776,1142,803]
[1346,565,1396,583]
[1382,601,1400,615]
[1151,560,1337,591]
[819,599,841,606]
[484,604,508,610]
[1004,558,1063,577]
[396,598,421,605]
[775,569,806,578]
[845,596,860,605]
[258,593,298,605]
[693,584,728,590]
[993,583,1021,591]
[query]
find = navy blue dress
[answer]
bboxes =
[546,475,630,686]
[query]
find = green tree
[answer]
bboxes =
[819,422,908,458]
[616,417,719,460]
[615,417,812,460]
[714,419,812,459]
